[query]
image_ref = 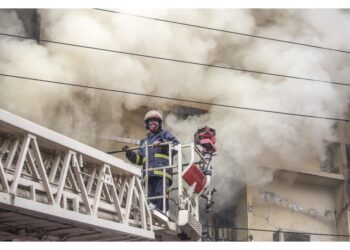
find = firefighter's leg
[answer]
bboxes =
[147,176,157,208]
[154,176,169,211]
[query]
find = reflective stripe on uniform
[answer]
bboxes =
[143,170,172,180]
[136,154,141,165]
[154,153,169,159]
[153,170,172,180]
[143,157,148,163]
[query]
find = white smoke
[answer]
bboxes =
[0,9,349,210]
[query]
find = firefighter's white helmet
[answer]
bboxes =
[144,110,163,129]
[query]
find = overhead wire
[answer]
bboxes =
[0,14,349,122]
[95,8,350,55]
[0,73,348,122]
[0,32,349,87]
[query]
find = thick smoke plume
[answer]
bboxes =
[0,9,349,211]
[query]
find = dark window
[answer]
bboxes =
[273,231,310,241]
[346,145,350,168]
[320,143,341,174]
[164,105,207,120]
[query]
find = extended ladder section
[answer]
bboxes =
[0,109,154,241]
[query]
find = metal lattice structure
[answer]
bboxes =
[0,109,154,241]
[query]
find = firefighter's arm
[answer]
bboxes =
[160,131,180,154]
[124,146,143,165]
[163,131,180,145]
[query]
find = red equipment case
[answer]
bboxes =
[182,163,207,193]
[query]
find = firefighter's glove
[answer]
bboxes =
[122,145,129,152]
[151,141,161,148]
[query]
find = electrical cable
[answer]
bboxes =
[0,73,348,122]
[0,32,349,87]
[95,8,350,55]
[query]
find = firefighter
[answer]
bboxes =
[122,110,179,212]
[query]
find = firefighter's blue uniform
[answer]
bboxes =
[126,129,179,211]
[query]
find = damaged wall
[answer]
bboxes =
[249,176,338,241]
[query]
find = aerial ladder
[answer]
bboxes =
[0,109,216,241]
